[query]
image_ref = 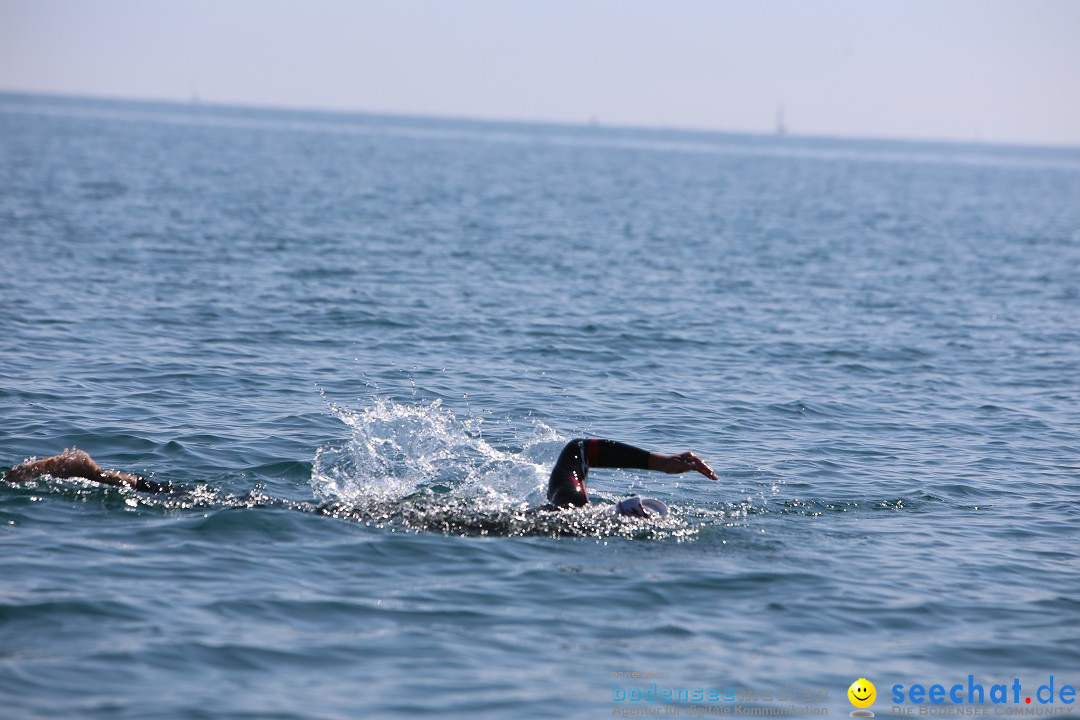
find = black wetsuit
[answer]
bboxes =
[546,439,651,508]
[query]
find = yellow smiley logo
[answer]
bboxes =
[848,678,877,708]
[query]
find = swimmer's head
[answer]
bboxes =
[616,496,669,518]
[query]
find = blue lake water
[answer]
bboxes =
[1,93,1079,719]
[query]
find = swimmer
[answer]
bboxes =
[3,448,168,493]
[5,439,718,516]
[545,438,718,515]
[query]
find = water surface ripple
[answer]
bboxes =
[2,93,1079,719]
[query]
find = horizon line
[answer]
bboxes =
[2,86,1079,154]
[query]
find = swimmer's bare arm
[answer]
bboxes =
[4,449,154,491]
[647,451,719,480]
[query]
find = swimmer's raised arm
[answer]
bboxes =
[547,439,718,508]
[578,439,718,480]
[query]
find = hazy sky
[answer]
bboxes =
[2,0,1078,146]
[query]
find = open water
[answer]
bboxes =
[1,93,1079,719]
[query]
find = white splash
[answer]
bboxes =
[310,398,551,509]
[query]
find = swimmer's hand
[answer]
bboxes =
[649,451,719,481]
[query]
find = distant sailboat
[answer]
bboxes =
[776,104,787,136]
